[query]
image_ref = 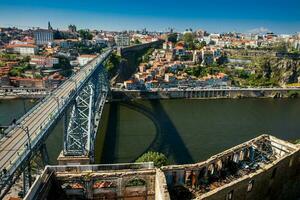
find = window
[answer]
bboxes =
[271,168,277,179]
[247,180,254,192]
[226,190,234,200]
[125,178,146,187]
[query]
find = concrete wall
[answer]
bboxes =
[118,40,163,57]
[199,150,300,200]
[56,170,156,200]
[155,169,171,200]
[161,135,300,200]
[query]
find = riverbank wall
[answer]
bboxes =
[2,88,300,101]
[0,94,45,99]
[0,87,49,99]
[110,88,300,101]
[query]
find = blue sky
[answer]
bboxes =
[0,0,299,33]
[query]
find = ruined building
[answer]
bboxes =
[24,135,300,200]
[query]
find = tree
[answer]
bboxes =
[273,41,288,53]
[167,33,178,43]
[134,39,141,45]
[105,53,122,77]
[78,29,93,40]
[183,33,196,50]
[135,151,168,167]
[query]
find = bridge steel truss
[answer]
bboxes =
[0,49,112,199]
[63,65,109,159]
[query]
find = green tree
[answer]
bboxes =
[135,151,168,167]
[78,29,93,40]
[183,33,196,50]
[167,33,178,43]
[105,53,122,77]
[134,39,141,45]
[273,41,288,53]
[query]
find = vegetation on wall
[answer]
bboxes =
[135,151,168,167]
[105,52,122,77]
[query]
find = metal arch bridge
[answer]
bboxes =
[0,49,112,198]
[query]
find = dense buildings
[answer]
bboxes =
[30,56,59,68]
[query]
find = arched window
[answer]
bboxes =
[62,182,84,190]
[93,181,117,189]
[125,178,146,187]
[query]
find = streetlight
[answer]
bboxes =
[53,96,60,108]
[17,124,31,151]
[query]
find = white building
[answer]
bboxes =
[77,55,97,66]
[34,29,54,45]
[115,33,130,47]
[6,44,37,55]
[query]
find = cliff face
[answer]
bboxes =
[251,57,300,86]
[276,59,300,85]
[111,58,133,84]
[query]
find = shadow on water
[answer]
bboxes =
[149,100,194,164]
[100,102,118,163]
[119,101,161,160]
[121,100,194,164]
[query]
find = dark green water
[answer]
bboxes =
[99,99,300,164]
[1,98,300,165]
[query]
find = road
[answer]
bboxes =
[0,50,111,181]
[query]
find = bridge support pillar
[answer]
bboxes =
[57,151,90,165]
[40,143,49,166]
[22,163,32,196]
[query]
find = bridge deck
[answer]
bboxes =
[0,50,111,187]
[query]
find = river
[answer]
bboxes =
[0,98,300,164]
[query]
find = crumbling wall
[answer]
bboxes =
[155,169,170,200]
[56,169,156,200]
[161,135,300,200]
[199,149,300,200]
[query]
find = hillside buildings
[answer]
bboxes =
[122,42,227,90]
[30,56,59,68]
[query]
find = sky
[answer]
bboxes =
[0,0,300,34]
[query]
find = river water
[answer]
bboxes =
[0,98,300,164]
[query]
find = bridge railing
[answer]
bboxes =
[1,49,112,139]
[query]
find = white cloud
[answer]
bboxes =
[248,27,270,34]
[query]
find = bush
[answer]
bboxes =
[135,151,168,167]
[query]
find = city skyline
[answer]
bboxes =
[1,0,300,33]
